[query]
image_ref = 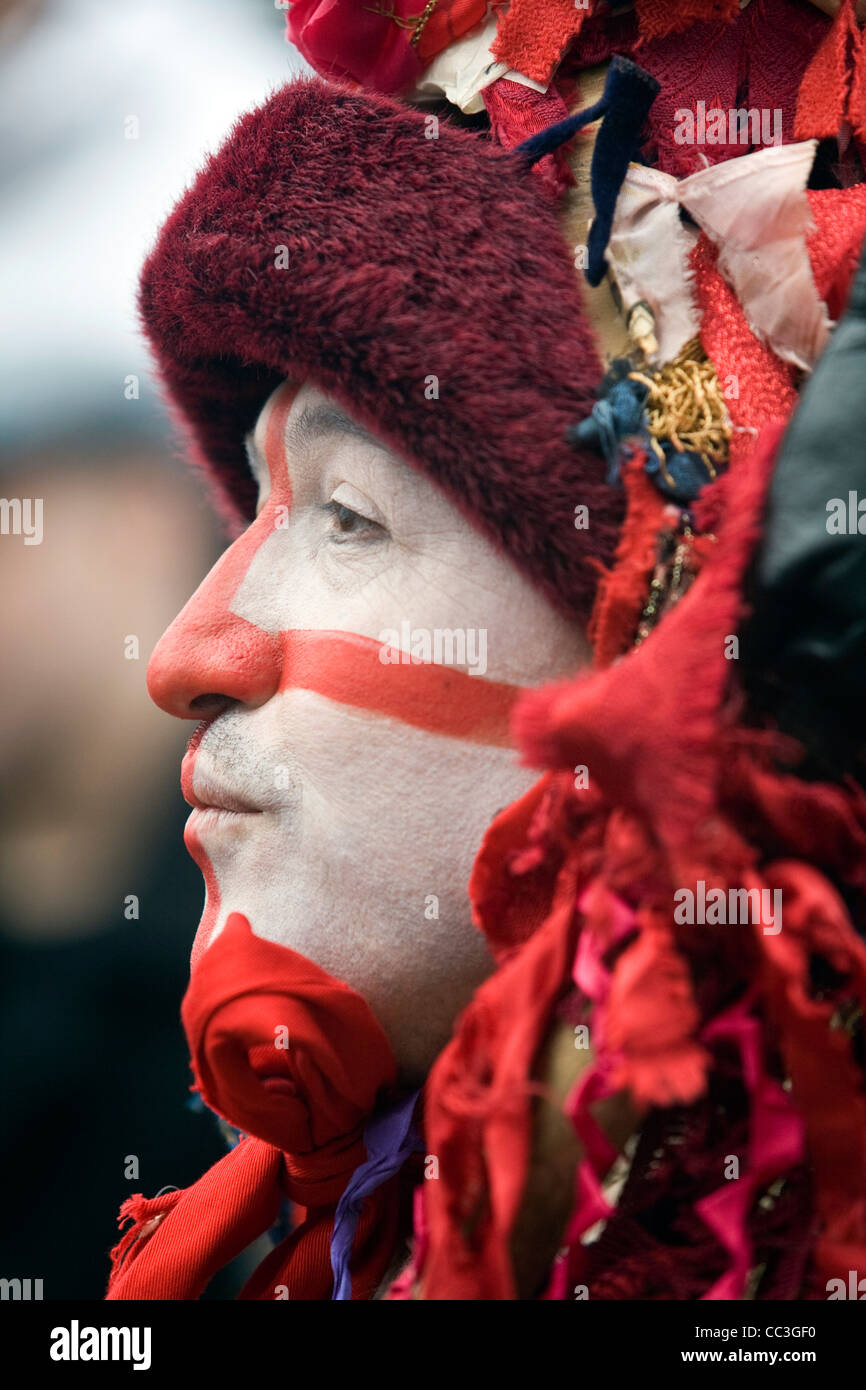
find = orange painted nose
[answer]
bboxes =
[146,536,282,719]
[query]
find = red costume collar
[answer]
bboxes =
[107,914,410,1300]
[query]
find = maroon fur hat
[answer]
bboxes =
[139,76,624,623]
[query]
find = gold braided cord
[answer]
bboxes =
[628,338,732,479]
[363,0,439,46]
[410,0,438,45]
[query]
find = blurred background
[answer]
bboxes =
[0,0,307,1298]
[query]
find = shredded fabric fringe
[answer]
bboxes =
[399,409,866,1299]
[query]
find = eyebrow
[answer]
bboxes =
[287,402,382,455]
[244,401,383,479]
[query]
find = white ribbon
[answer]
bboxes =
[412,12,507,115]
[411,8,550,114]
[604,141,832,372]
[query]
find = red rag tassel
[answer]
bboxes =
[847,7,866,141]
[587,449,665,669]
[420,860,582,1300]
[106,1138,284,1300]
[759,861,866,1291]
[795,0,859,141]
[468,772,570,963]
[107,1191,183,1292]
[605,915,708,1109]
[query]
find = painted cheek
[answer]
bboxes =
[279,630,521,747]
[227,386,523,743]
[253,387,523,745]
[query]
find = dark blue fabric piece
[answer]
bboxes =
[644,445,719,504]
[585,58,660,287]
[514,93,608,167]
[514,57,660,289]
[567,359,720,501]
[569,376,649,484]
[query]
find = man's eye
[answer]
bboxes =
[323,500,384,541]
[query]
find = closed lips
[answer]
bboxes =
[185,776,263,813]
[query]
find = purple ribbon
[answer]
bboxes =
[330,1087,422,1300]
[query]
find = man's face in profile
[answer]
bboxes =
[147,379,590,1079]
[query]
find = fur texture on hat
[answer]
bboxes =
[139,76,624,623]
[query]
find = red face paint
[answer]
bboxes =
[279,629,519,745]
[182,719,222,968]
[150,376,523,740]
[263,378,295,505]
[185,818,221,969]
[148,378,528,964]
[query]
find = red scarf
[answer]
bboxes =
[106,913,403,1300]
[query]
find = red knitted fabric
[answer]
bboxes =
[806,183,866,320]
[634,0,740,41]
[139,77,623,626]
[488,0,742,79]
[848,17,866,141]
[490,0,591,86]
[795,0,866,149]
[634,0,829,177]
[746,0,831,150]
[559,5,641,69]
[692,236,798,460]
[795,0,859,140]
[554,0,830,175]
[481,76,574,198]
[691,185,866,461]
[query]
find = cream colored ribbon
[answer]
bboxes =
[604,140,831,372]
